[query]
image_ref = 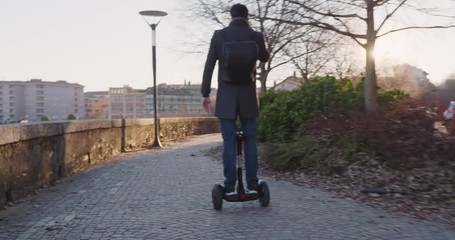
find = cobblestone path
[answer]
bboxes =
[0,134,453,240]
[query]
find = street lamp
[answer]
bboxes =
[139,10,167,148]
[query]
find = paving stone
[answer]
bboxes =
[0,134,453,239]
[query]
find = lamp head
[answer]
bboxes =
[139,10,168,17]
[139,10,168,27]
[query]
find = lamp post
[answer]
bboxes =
[139,10,167,148]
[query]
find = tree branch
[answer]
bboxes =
[197,0,226,27]
[309,21,366,46]
[288,0,367,21]
[378,25,455,38]
[270,51,309,71]
[376,0,408,33]
[374,0,392,7]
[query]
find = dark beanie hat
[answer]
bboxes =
[230,4,248,19]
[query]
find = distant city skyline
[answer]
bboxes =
[0,79,210,123]
[0,0,454,92]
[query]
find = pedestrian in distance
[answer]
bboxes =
[201,3,270,195]
[443,97,455,135]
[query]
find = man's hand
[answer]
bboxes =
[202,97,211,111]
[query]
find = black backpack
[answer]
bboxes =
[221,31,259,84]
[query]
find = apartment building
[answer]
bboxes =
[83,83,215,120]
[0,79,85,123]
[147,83,213,117]
[108,86,147,119]
[85,91,109,119]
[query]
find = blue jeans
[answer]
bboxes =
[219,118,258,192]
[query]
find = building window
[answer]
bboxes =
[9,90,14,94]
[36,96,44,101]
[36,102,44,107]
[37,109,44,113]
[36,84,44,88]
[9,97,14,101]
[36,90,44,95]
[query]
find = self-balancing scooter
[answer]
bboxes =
[212,131,270,210]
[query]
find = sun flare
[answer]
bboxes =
[373,41,409,63]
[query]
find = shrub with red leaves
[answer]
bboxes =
[302,98,455,170]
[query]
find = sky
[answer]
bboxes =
[0,0,454,92]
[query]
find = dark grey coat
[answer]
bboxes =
[201,19,269,119]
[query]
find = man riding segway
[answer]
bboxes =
[201,3,270,210]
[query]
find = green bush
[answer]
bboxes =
[41,116,49,121]
[67,114,76,120]
[258,75,408,174]
[258,76,363,142]
[377,89,409,111]
[258,76,406,142]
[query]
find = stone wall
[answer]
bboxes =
[0,117,219,205]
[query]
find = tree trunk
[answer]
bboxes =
[258,63,268,93]
[364,42,378,114]
[364,1,378,114]
[301,72,309,85]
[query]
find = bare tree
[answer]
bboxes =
[282,0,455,114]
[284,28,337,83]
[184,0,336,92]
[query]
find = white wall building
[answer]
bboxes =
[272,74,305,91]
[0,79,85,123]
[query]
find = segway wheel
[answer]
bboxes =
[212,184,224,210]
[258,180,270,207]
